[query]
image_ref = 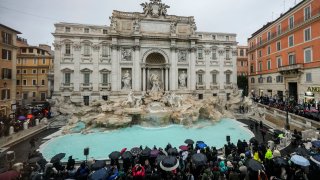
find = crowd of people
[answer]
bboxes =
[9,128,319,180]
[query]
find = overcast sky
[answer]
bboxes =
[0,0,301,46]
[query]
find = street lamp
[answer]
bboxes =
[285,90,290,130]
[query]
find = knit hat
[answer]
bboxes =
[227,161,233,168]
[273,149,281,157]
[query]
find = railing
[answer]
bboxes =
[248,9,320,51]
[99,83,111,91]
[224,83,233,89]
[210,83,219,90]
[80,83,93,90]
[60,83,74,91]
[196,83,205,90]
[278,63,303,72]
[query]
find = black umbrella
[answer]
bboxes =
[247,159,263,171]
[273,157,289,167]
[89,167,108,179]
[295,147,309,157]
[191,153,207,167]
[184,139,194,145]
[50,153,65,163]
[141,147,151,157]
[109,151,121,160]
[160,156,179,171]
[167,148,178,156]
[156,155,166,165]
[28,156,42,164]
[249,137,258,145]
[91,160,106,171]
[121,151,133,160]
[150,149,160,158]
[130,147,142,156]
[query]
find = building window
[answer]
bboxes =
[102,45,109,57]
[1,32,12,44]
[251,77,255,83]
[306,73,312,82]
[258,50,262,58]
[32,80,37,85]
[289,16,294,29]
[17,80,20,85]
[267,46,271,55]
[304,27,311,42]
[1,89,10,100]
[250,65,254,73]
[267,31,271,41]
[65,27,71,32]
[2,49,12,60]
[197,48,203,59]
[288,54,296,65]
[259,62,262,72]
[103,29,108,34]
[28,48,33,53]
[84,28,89,33]
[226,49,230,60]
[23,80,27,85]
[65,73,71,84]
[32,69,37,74]
[84,73,90,85]
[197,74,203,85]
[1,68,12,79]
[251,54,254,61]
[304,6,311,21]
[259,36,262,45]
[83,44,90,56]
[41,80,45,85]
[276,41,281,51]
[17,69,20,74]
[239,49,244,56]
[41,92,46,101]
[277,24,281,35]
[240,61,244,67]
[288,35,294,47]
[102,73,109,84]
[304,48,312,63]
[277,57,282,68]
[267,76,272,83]
[267,60,271,70]
[23,69,27,74]
[32,92,36,97]
[226,74,231,84]
[212,49,217,59]
[42,58,46,64]
[212,35,216,40]
[276,75,283,83]
[258,77,263,83]
[33,58,37,64]
[212,74,217,84]
[42,69,46,74]
[65,44,71,55]
[226,36,229,41]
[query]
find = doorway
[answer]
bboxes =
[83,96,89,106]
[288,82,298,102]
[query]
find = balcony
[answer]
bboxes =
[80,83,93,91]
[99,83,111,91]
[224,83,233,89]
[210,60,219,66]
[278,64,303,76]
[196,83,205,90]
[224,61,233,66]
[196,60,205,65]
[62,54,73,63]
[210,83,219,90]
[60,83,74,91]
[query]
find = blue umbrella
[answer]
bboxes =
[310,155,320,165]
[88,168,108,180]
[196,141,207,149]
[18,115,26,121]
[290,155,310,167]
[311,140,320,148]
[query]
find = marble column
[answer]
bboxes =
[165,67,169,91]
[111,45,118,91]
[190,47,196,90]
[142,67,146,91]
[147,68,150,90]
[133,46,141,91]
[170,48,177,90]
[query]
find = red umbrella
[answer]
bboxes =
[0,170,20,179]
[179,145,188,151]
[27,114,33,119]
[120,148,127,154]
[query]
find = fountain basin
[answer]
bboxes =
[40,118,253,162]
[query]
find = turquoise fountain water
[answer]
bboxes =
[40,118,253,162]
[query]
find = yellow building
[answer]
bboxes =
[16,39,54,105]
[0,24,21,117]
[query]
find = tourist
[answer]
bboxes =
[66,156,75,171]
[75,161,90,180]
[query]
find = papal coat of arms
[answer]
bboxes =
[140,0,170,18]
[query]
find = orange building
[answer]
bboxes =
[248,0,320,103]
[16,38,54,105]
[0,24,21,117]
[237,46,248,76]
